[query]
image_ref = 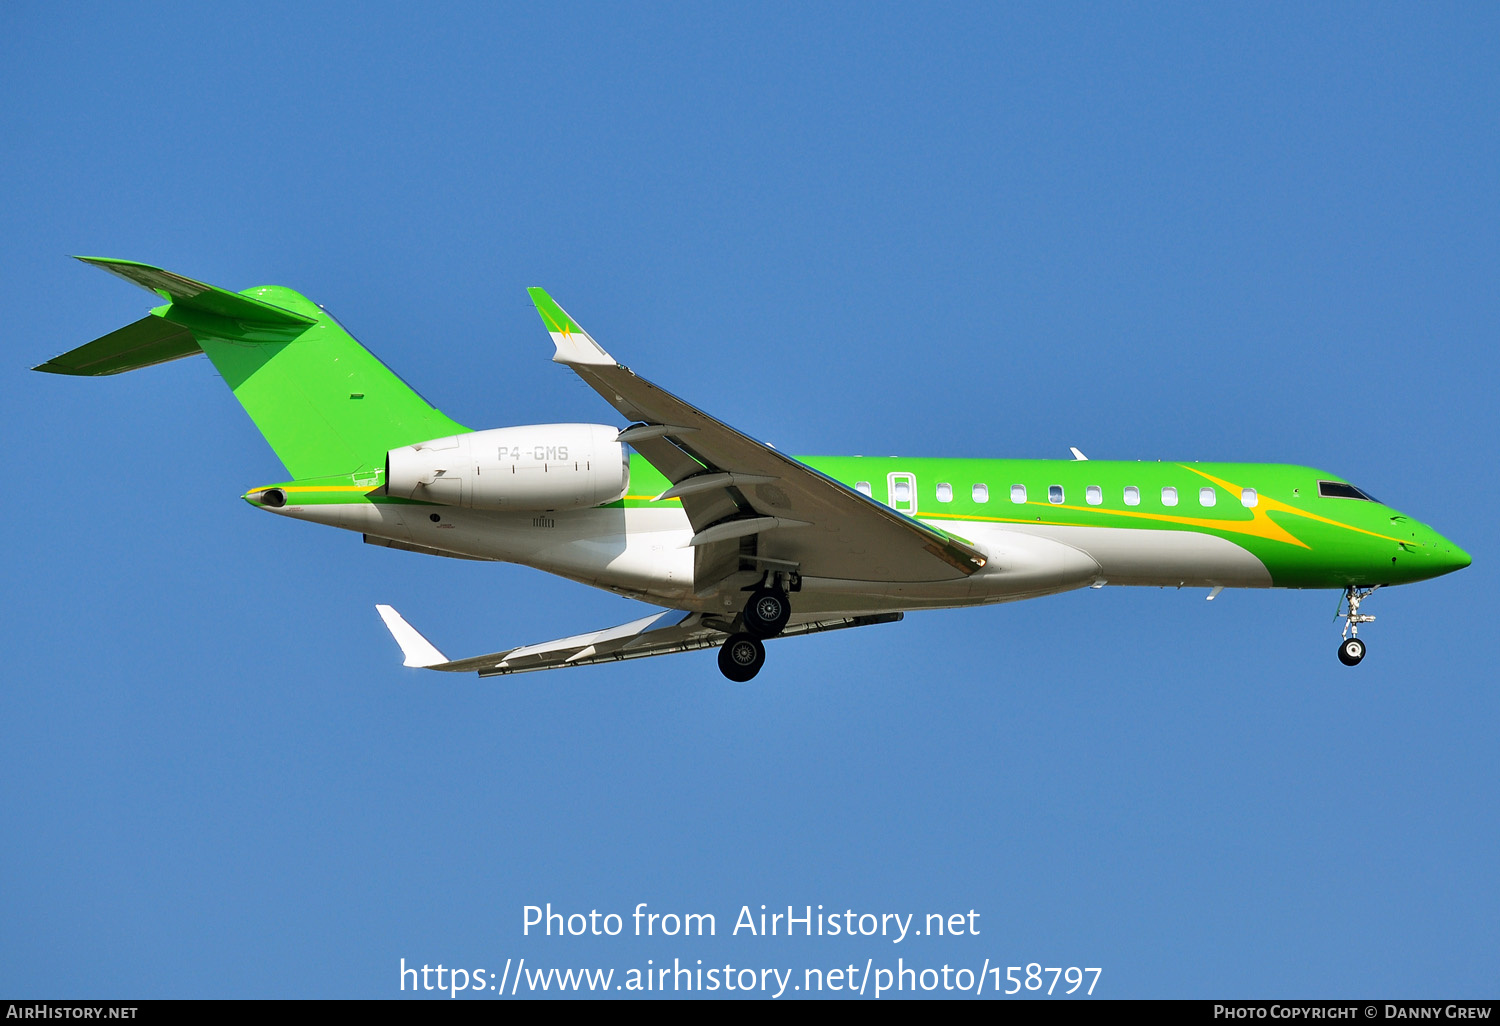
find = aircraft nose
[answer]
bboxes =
[1447,542,1472,572]
[1432,534,1471,574]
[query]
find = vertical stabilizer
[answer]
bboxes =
[36,258,470,480]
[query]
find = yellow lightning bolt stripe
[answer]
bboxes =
[247,486,679,504]
[535,306,563,334]
[912,465,1414,551]
[534,304,575,340]
[246,484,376,494]
[930,505,1309,546]
[1179,465,1413,547]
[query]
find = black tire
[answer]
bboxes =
[742,588,791,638]
[718,633,765,682]
[1338,637,1366,666]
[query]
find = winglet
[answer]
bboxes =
[375,604,449,668]
[526,288,615,367]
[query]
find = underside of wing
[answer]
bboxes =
[525,289,988,587]
[375,605,901,677]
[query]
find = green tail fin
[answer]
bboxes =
[36,258,469,480]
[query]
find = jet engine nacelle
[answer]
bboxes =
[385,424,629,511]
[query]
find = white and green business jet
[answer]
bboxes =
[39,258,1470,680]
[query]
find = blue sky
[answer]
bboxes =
[3,2,1496,999]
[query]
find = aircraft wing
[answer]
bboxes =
[526,289,988,586]
[376,604,901,677]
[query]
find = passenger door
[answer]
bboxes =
[886,472,918,515]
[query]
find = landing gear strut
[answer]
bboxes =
[720,575,793,680]
[1336,585,1379,666]
[718,633,765,682]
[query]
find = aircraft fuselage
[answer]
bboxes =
[251,454,1470,620]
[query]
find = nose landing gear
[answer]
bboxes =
[1338,636,1366,666]
[1336,585,1380,666]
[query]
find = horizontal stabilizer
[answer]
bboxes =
[75,257,318,326]
[33,314,200,376]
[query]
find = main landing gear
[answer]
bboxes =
[715,580,793,682]
[1336,585,1380,666]
[743,586,791,637]
[718,634,766,682]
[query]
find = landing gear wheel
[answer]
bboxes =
[742,588,791,638]
[1338,637,1366,666]
[718,633,766,682]
[1336,585,1378,667]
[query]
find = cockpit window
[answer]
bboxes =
[1318,481,1379,502]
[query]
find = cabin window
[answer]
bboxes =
[856,481,872,496]
[936,482,952,502]
[1162,486,1178,507]
[1048,485,1064,504]
[1318,480,1379,502]
[1199,486,1216,507]
[1241,487,1258,507]
[1086,485,1102,506]
[1010,484,1026,503]
[887,472,918,514]
[1124,485,1140,506]
[973,483,989,503]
